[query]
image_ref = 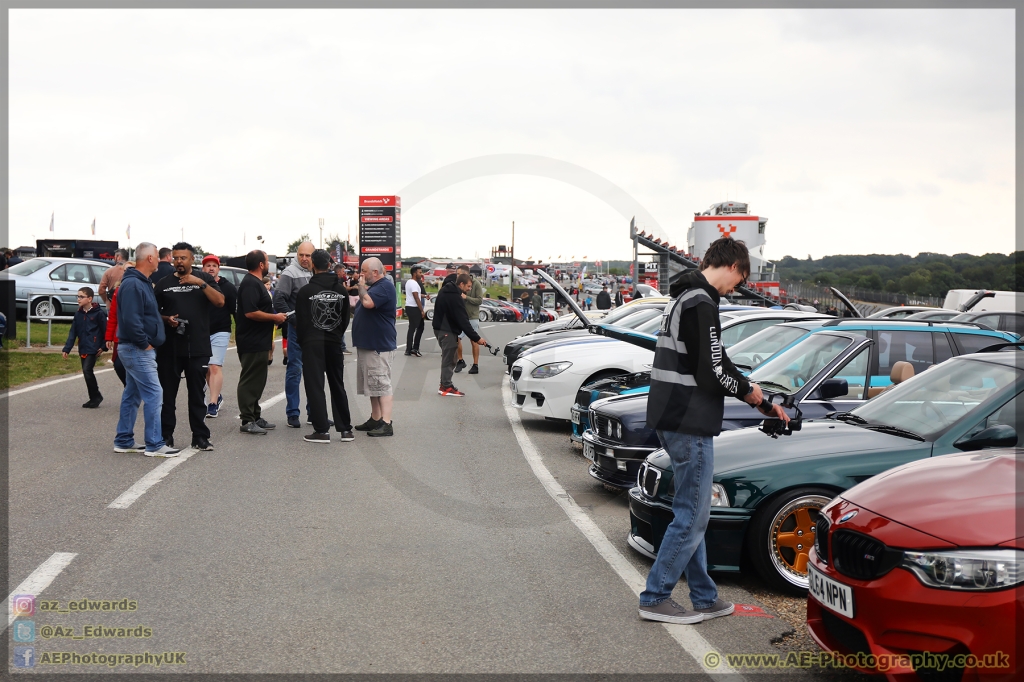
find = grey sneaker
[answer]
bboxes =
[255,418,276,430]
[144,445,181,458]
[638,598,704,624]
[355,417,382,431]
[114,443,145,454]
[240,421,268,435]
[367,421,394,437]
[694,599,734,620]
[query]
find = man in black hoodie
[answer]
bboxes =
[295,250,353,443]
[639,238,788,626]
[432,273,487,397]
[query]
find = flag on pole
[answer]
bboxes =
[49,212,54,233]
[126,224,131,240]
[91,218,96,236]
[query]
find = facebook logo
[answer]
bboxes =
[13,646,35,668]
[12,620,35,642]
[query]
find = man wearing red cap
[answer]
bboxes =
[201,255,237,419]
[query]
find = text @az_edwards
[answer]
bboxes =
[38,624,153,639]
[35,651,186,667]
[38,598,138,613]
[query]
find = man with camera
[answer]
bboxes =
[154,242,225,451]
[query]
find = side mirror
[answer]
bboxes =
[956,424,1018,452]
[817,378,849,401]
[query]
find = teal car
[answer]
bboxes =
[628,348,1023,594]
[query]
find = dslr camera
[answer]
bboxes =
[175,317,190,337]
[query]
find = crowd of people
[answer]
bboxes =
[61,241,409,456]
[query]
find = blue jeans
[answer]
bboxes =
[285,323,303,418]
[639,430,718,609]
[115,343,165,451]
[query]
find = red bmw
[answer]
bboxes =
[807,448,1022,681]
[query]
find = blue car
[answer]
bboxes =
[583,320,1018,490]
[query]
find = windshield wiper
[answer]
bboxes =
[864,424,925,442]
[732,362,752,371]
[754,380,792,394]
[830,411,867,424]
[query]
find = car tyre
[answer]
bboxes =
[425,310,433,321]
[478,311,488,322]
[31,297,59,320]
[746,487,834,595]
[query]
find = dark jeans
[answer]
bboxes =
[302,341,352,433]
[405,307,425,352]
[157,349,211,442]
[80,353,102,401]
[112,348,126,386]
[438,331,459,389]
[285,323,304,418]
[237,351,269,424]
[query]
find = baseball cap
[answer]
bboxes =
[202,255,220,265]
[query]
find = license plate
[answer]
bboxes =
[808,564,854,619]
[509,377,517,394]
[571,409,581,425]
[583,442,595,462]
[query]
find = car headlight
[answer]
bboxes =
[531,361,572,378]
[710,483,730,507]
[902,549,1023,591]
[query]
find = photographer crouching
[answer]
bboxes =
[154,242,225,451]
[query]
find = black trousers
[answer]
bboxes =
[237,351,269,424]
[405,307,424,352]
[112,349,126,386]
[157,348,211,441]
[302,340,352,433]
[80,353,102,401]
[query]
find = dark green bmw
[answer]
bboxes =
[628,349,1022,594]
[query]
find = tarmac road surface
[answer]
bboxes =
[7,320,843,678]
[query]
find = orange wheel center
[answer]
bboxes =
[774,507,816,574]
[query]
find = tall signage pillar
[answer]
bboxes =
[358,195,401,275]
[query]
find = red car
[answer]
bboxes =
[807,448,1022,681]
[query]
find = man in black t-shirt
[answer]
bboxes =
[236,250,287,435]
[154,242,225,451]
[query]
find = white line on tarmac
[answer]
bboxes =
[5,552,77,630]
[1,369,116,399]
[107,448,200,509]
[501,383,744,680]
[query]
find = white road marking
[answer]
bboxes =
[1,369,115,399]
[107,448,200,509]
[501,383,744,680]
[259,390,287,410]
[5,552,77,630]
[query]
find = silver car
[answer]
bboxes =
[4,257,113,317]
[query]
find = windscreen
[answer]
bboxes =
[747,334,856,394]
[7,259,51,276]
[727,325,816,370]
[852,358,1020,439]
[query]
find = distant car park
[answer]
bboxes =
[5,257,113,317]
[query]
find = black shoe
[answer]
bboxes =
[303,432,331,444]
[355,417,382,431]
[192,437,214,451]
[164,436,174,448]
[412,350,423,357]
[255,418,276,430]
[82,399,101,408]
[454,359,467,373]
[468,364,479,374]
[367,421,394,437]
[339,430,355,442]
[286,416,301,429]
[240,421,268,435]
[404,351,413,356]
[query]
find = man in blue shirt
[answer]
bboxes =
[351,256,397,437]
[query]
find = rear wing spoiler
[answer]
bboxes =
[590,323,658,351]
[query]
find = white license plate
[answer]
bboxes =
[509,378,517,394]
[808,564,854,619]
[571,409,581,425]
[583,442,596,462]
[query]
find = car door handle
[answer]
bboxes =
[59,287,69,291]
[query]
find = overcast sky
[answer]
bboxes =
[8,8,1015,264]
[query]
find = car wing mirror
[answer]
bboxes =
[816,378,849,401]
[955,424,1018,452]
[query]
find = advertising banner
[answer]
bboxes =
[358,196,401,273]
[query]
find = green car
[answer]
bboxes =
[628,348,1022,594]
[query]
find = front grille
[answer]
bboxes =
[832,530,899,581]
[575,387,592,409]
[594,415,611,439]
[639,463,661,497]
[815,517,831,564]
[821,611,870,656]
[511,366,523,381]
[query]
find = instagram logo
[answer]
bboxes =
[11,594,35,616]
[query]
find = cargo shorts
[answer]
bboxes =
[356,348,395,397]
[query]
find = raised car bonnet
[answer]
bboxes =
[840,449,1021,546]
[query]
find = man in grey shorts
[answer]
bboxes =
[351,257,397,437]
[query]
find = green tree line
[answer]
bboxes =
[776,252,1021,298]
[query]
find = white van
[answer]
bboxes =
[943,289,1022,313]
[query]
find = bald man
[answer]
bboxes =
[351,257,398,437]
[275,241,315,428]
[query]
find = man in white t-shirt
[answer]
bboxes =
[404,266,427,357]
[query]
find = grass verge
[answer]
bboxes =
[0,350,83,391]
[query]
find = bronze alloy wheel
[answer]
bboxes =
[766,494,831,589]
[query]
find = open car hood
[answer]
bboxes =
[829,287,863,318]
[590,323,658,351]
[537,269,589,327]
